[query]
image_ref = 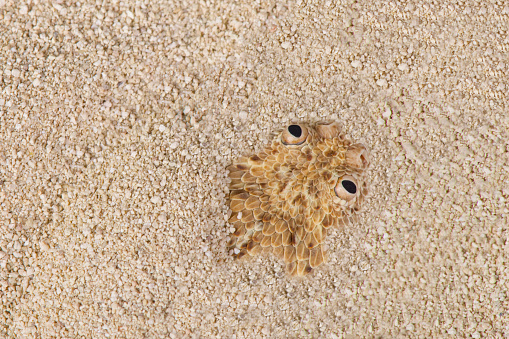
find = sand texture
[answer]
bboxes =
[1,0,509,337]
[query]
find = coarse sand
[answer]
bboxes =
[1,0,508,338]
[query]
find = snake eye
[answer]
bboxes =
[334,175,358,201]
[282,124,308,145]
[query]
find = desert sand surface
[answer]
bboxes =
[1,0,509,338]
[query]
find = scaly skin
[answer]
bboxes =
[227,121,370,276]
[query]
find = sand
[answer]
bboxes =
[0,0,508,337]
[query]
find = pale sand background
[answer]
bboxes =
[1,0,508,338]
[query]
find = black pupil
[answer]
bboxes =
[342,180,357,194]
[288,125,302,138]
